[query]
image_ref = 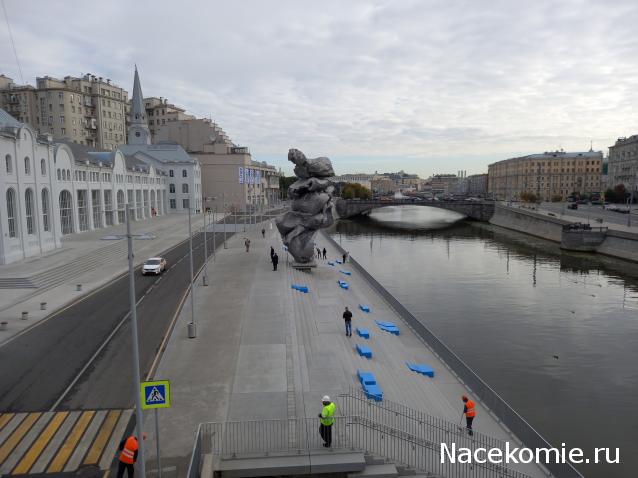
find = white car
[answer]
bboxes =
[142,257,167,275]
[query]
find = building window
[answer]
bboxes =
[92,190,102,228]
[5,154,12,173]
[77,190,88,231]
[59,190,74,234]
[170,198,176,209]
[117,190,126,223]
[169,183,175,193]
[41,158,46,175]
[182,183,189,193]
[42,189,50,232]
[182,169,187,178]
[24,157,31,175]
[169,169,174,177]
[25,188,35,234]
[6,188,17,238]
[182,198,189,209]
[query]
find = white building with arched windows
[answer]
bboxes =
[0,109,61,264]
[1,108,171,265]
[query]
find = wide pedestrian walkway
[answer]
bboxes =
[141,222,548,478]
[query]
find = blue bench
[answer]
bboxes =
[356,327,370,339]
[375,320,400,335]
[291,284,309,293]
[327,261,335,266]
[357,369,376,385]
[363,383,383,401]
[339,270,352,276]
[356,344,372,359]
[337,280,349,290]
[335,259,343,264]
[358,304,370,313]
[406,362,434,378]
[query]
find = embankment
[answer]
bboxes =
[489,204,638,262]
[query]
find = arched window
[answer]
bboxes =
[25,189,35,234]
[42,189,50,232]
[57,168,61,180]
[5,154,12,174]
[62,169,66,181]
[117,190,125,224]
[6,189,17,237]
[41,158,46,176]
[59,190,74,234]
[182,183,189,193]
[24,157,31,175]
[67,169,70,180]
[182,169,187,178]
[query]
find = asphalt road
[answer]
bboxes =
[0,212,279,412]
[536,202,638,227]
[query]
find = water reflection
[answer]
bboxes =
[329,206,638,478]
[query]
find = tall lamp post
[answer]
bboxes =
[187,204,196,338]
[202,197,217,285]
[125,205,146,478]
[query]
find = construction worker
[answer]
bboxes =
[462,395,475,436]
[116,434,145,478]
[318,395,336,447]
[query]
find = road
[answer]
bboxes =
[535,202,638,228]
[0,213,279,412]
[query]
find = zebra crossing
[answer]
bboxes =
[0,409,132,475]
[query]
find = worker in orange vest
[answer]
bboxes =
[117,434,146,478]
[462,395,476,436]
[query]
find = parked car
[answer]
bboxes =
[567,203,578,210]
[142,257,167,275]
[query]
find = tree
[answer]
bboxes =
[605,184,629,203]
[341,182,372,199]
[520,191,538,203]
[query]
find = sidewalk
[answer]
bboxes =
[0,212,218,344]
[141,223,546,478]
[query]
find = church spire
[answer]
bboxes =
[128,66,151,145]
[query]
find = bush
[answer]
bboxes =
[520,191,538,203]
[342,182,372,199]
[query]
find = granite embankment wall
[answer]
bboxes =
[489,205,638,262]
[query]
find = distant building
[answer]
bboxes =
[332,173,373,190]
[371,175,397,195]
[608,135,638,194]
[156,117,279,211]
[465,173,488,196]
[488,150,603,201]
[0,75,38,127]
[429,174,458,196]
[126,96,195,143]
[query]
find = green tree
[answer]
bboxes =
[341,182,372,199]
[520,191,538,203]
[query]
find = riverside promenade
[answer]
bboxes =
[141,223,550,478]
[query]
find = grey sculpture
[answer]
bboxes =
[276,149,336,266]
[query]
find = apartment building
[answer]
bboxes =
[488,150,603,201]
[608,135,638,193]
[142,97,195,141]
[0,75,38,127]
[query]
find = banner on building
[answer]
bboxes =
[239,167,244,184]
[256,170,261,184]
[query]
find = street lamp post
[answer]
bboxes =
[125,205,146,478]
[202,210,208,287]
[212,206,216,261]
[187,206,196,338]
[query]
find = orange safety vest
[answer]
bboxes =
[465,400,476,418]
[119,436,138,464]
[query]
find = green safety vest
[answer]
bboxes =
[320,402,336,426]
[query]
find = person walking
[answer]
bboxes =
[322,247,327,259]
[116,434,145,478]
[272,252,279,271]
[316,247,321,259]
[245,238,251,252]
[462,395,475,436]
[342,251,348,263]
[342,306,353,337]
[318,395,336,447]
[261,228,265,238]
[270,246,275,261]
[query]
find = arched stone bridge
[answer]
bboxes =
[335,198,495,222]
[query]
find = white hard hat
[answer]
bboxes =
[322,395,330,402]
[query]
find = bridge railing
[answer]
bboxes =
[322,231,583,478]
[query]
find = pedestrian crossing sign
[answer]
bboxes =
[140,380,171,409]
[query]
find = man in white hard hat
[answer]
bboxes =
[318,395,336,447]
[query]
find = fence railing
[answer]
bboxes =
[322,230,583,478]
[190,415,534,478]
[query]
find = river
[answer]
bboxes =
[329,206,638,478]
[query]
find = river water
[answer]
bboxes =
[329,206,638,478]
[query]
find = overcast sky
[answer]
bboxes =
[2,0,637,176]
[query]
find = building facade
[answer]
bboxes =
[0,108,169,265]
[139,97,195,142]
[608,135,638,194]
[429,174,459,196]
[465,173,488,196]
[0,73,128,150]
[488,150,603,201]
[332,173,373,190]
[156,117,279,212]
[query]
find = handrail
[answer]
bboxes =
[322,230,583,478]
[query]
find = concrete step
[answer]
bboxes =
[395,464,416,475]
[364,454,385,465]
[218,451,366,478]
[348,463,398,478]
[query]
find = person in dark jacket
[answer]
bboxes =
[343,306,353,336]
[270,246,275,260]
[117,434,145,478]
[322,247,327,259]
[272,253,279,271]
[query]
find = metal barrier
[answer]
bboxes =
[189,415,533,478]
[322,231,583,478]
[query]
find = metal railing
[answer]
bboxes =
[322,231,583,478]
[190,415,534,478]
